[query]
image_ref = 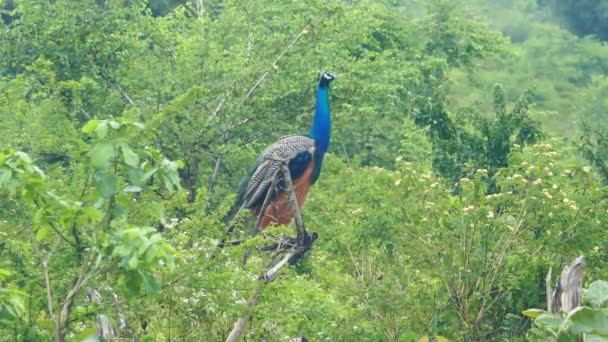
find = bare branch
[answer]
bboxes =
[59,249,94,326]
[211,93,228,119]
[225,161,316,341]
[98,71,136,107]
[261,238,315,282]
[236,25,310,110]
[114,83,136,107]
[42,258,56,325]
[225,291,259,342]
[206,157,222,207]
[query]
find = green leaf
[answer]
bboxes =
[120,144,139,168]
[96,120,108,139]
[585,334,608,342]
[108,120,121,129]
[36,318,55,330]
[0,169,12,187]
[132,122,145,129]
[82,119,100,133]
[534,313,564,333]
[123,185,142,192]
[36,227,50,241]
[141,168,158,182]
[15,151,32,164]
[568,306,608,335]
[81,207,104,221]
[585,280,608,309]
[523,308,546,319]
[128,254,139,269]
[141,270,161,296]
[75,327,98,341]
[89,143,114,168]
[96,173,118,198]
[121,271,142,298]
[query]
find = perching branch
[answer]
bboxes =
[225,161,317,342]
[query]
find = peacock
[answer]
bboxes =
[227,71,337,231]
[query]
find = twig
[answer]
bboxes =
[34,197,78,248]
[59,249,94,327]
[98,71,136,107]
[207,157,222,205]
[236,25,310,110]
[261,237,315,282]
[212,93,228,119]
[115,83,136,107]
[42,258,56,325]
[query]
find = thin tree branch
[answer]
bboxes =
[114,83,136,107]
[206,157,222,206]
[59,250,94,326]
[236,25,310,110]
[42,258,56,325]
[33,197,78,248]
[98,71,136,107]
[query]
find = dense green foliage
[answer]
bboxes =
[1,0,607,340]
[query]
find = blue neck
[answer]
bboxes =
[310,84,331,156]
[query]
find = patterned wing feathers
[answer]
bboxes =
[243,135,314,208]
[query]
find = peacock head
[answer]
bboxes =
[318,71,337,87]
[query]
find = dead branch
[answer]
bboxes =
[547,255,585,313]
[261,234,316,283]
[225,291,259,342]
[225,161,317,341]
[207,157,222,204]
